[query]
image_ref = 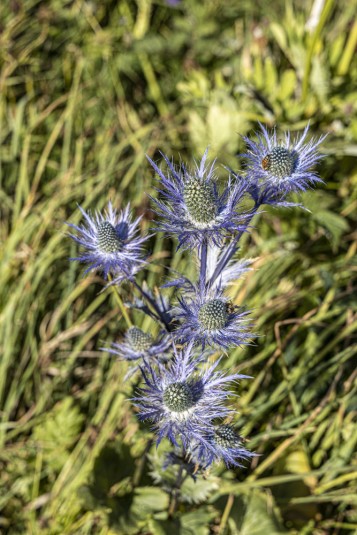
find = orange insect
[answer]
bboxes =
[226,301,236,315]
[262,155,271,170]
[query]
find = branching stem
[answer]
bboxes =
[131,279,171,331]
[208,206,259,287]
[107,275,132,327]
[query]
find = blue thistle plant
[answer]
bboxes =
[147,150,248,249]
[133,344,248,448]
[69,123,325,489]
[67,202,147,281]
[104,327,172,378]
[242,124,326,206]
[174,286,252,350]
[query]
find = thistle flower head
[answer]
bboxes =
[147,149,248,249]
[133,344,246,447]
[242,124,326,206]
[195,424,255,468]
[96,221,123,253]
[198,299,228,330]
[215,424,242,448]
[174,286,252,350]
[68,203,147,282]
[261,146,297,178]
[183,177,217,225]
[163,382,195,413]
[104,327,171,379]
[127,326,153,352]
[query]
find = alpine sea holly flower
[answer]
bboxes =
[242,124,326,206]
[174,286,252,350]
[67,202,147,281]
[147,149,248,249]
[195,424,255,468]
[133,344,247,447]
[104,327,172,378]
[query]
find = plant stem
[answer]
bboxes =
[107,275,132,327]
[199,239,208,288]
[168,464,184,518]
[218,493,235,534]
[131,279,171,331]
[132,438,154,487]
[209,207,258,287]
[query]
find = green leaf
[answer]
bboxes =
[279,70,297,101]
[33,397,84,472]
[311,57,329,101]
[181,476,219,505]
[131,487,169,519]
[180,507,216,535]
[313,210,349,248]
[239,491,287,535]
[270,23,288,52]
[148,518,180,535]
[264,57,278,97]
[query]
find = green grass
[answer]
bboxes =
[0,1,356,533]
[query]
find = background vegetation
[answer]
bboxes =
[0,0,356,533]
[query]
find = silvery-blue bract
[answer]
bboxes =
[173,285,252,350]
[147,150,248,250]
[133,344,249,448]
[104,327,172,378]
[194,424,256,468]
[242,124,326,206]
[68,202,147,281]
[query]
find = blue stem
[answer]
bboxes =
[199,240,208,289]
[132,279,171,331]
[208,206,259,287]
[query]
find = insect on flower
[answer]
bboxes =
[261,154,270,170]
[242,123,326,206]
[174,286,253,350]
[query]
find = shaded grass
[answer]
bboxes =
[0,0,356,533]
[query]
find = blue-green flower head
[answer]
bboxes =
[67,202,147,282]
[147,150,249,249]
[133,344,248,448]
[103,327,172,379]
[174,286,253,351]
[195,424,255,468]
[242,124,326,206]
[127,326,154,352]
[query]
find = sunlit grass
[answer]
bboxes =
[0,0,356,533]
